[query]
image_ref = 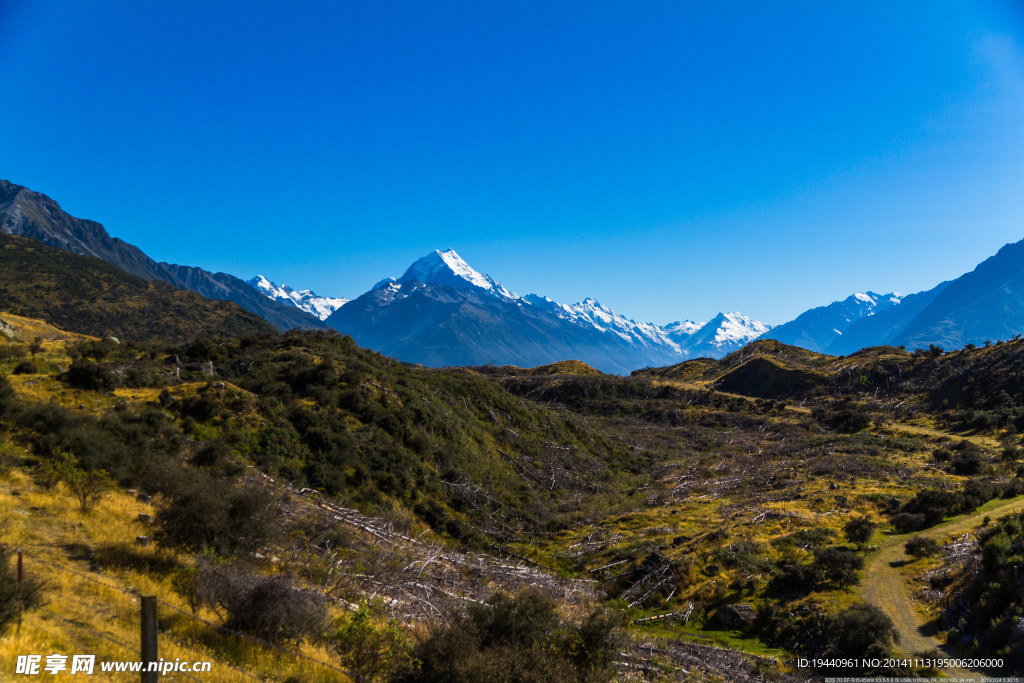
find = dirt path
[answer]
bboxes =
[857,495,1024,678]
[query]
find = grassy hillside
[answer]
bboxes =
[0,234,275,343]
[3,314,1023,678]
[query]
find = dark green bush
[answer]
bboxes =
[11,359,36,375]
[904,536,939,559]
[813,547,863,587]
[194,562,326,644]
[65,358,115,391]
[155,476,279,555]
[825,603,897,662]
[768,562,822,596]
[813,405,872,433]
[407,590,622,683]
[843,517,876,547]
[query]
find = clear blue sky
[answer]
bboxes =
[2,1,1023,325]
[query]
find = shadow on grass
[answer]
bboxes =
[93,542,182,575]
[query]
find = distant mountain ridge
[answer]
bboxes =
[769,236,1024,355]
[892,239,1024,350]
[0,179,322,330]
[325,248,771,372]
[759,291,902,352]
[825,284,950,355]
[247,275,348,321]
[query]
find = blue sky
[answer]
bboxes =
[2,1,1023,325]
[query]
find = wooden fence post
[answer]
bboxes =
[140,595,158,683]
[16,549,22,636]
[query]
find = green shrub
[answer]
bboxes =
[813,547,863,587]
[813,405,872,433]
[904,537,939,559]
[11,359,36,375]
[843,517,876,547]
[408,590,621,683]
[64,358,115,391]
[767,562,822,596]
[155,476,279,555]
[329,602,417,681]
[37,449,113,512]
[825,604,897,661]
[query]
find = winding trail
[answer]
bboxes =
[857,495,1024,679]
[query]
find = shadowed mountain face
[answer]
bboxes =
[761,237,1024,356]
[893,238,1024,351]
[0,234,275,342]
[760,291,901,353]
[825,283,950,355]
[0,179,321,331]
[819,237,1024,354]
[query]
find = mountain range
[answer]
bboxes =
[252,240,1024,367]
[323,249,770,372]
[4,177,1024,370]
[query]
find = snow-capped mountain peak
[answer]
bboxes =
[680,311,773,357]
[247,275,348,321]
[709,311,772,344]
[397,249,517,299]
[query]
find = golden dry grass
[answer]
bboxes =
[0,462,352,682]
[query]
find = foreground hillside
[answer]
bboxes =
[2,318,1023,679]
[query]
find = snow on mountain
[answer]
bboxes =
[685,312,772,357]
[524,295,682,351]
[397,248,517,300]
[663,320,705,342]
[388,251,688,352]
[248,275,348,321]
